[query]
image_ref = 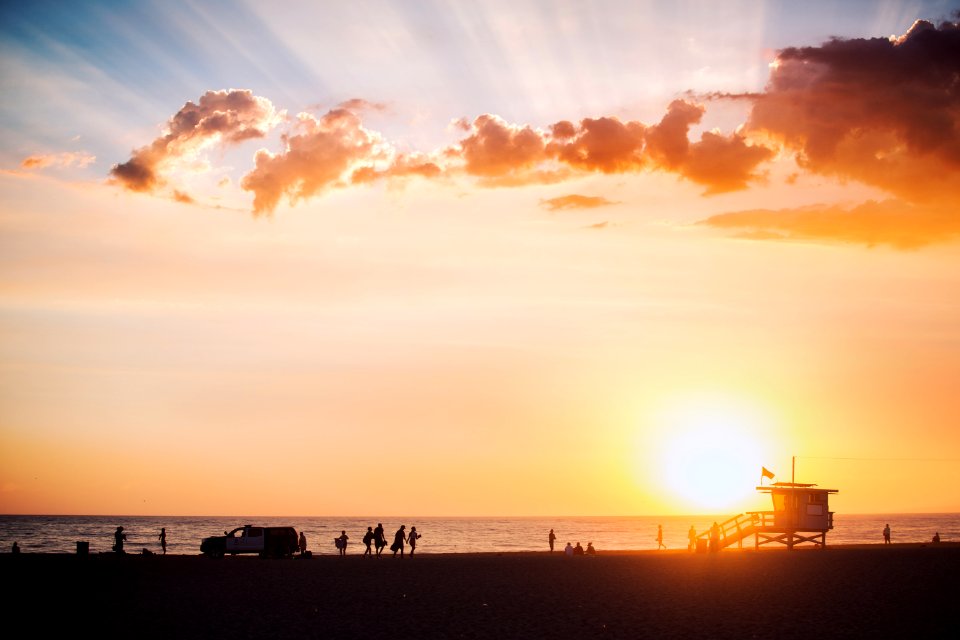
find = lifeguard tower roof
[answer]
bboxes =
[756,481,838,492]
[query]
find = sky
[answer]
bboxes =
[1,0,959,517]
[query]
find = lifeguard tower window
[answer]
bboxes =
[807,504,824,516]
[809,494,825,503]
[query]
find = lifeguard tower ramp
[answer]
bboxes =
[697,482,838,550]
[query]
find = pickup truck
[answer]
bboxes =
[200,525,299,558]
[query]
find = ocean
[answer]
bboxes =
[1,513,957,555]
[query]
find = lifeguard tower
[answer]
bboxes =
[749,482,838,549]
[697,479,838,551]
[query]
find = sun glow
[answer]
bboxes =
[645,396,774,514]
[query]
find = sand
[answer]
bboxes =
[5,544,958,638]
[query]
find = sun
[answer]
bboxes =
[644,396,773,514]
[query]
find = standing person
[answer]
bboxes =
[12,542,20,554]
[336,530,349,556]
[883,524,891,545]
[114,526,126,553]
[688,525,697,552]
[158,527,167,554]
[548,528,556,553]
[408,526,421,556]
[298,531,307,555]
[373,523,386,557]
[710,522,720,552]
[391,525,406,557]
[656,525,666,550]
[362,526,374,557]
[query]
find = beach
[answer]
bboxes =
[6,544,958,638]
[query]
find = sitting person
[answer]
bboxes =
[573,542,584,555]
[932,532,941,543]
[586,542,596,555]
[564,542,574,556]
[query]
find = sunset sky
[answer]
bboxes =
[2,0,959,518]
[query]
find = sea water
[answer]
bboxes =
[1,513,957,555]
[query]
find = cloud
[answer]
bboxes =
[746,18,960,203]
[541,194,618,211]
[456,114,549,178]
[699,199,960,249]
[240,108,392,214]
[109,89,280,193]
[172,190,195,204]
[447,102,772,192]
[21,152,96,170]
[337,98,387,112]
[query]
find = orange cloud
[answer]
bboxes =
[109,89,279,193]
[456,114,549,178]
[541,194,618,211]
[699,199,960,249]
[240,109,391,214]
[448,102,772,193]
[21,152,96,170]
[747,18,960,202]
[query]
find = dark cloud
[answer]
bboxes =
[747,18,960,203]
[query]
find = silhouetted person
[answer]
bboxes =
[298,531,307,554]
[573,542,584,556]
[688,525,697,551]
[158,527,167,554]
[374,523,387,557]
[656,525,665,550]
[392,525,406,557]
[710,522,720,552]
[336,530,349,556]
[586,542,596,555]
[548,528,556,552]
[932,532,941,543]
[564,542,573,556]
[408,526,421,556]
[362,527,374,557]
[883,524,891,545]
[12,541,20,554]
[114,526,126,553]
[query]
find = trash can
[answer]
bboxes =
[696,539,708,554]
[76,541,89,555]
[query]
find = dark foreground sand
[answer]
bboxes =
[5,545,958,639]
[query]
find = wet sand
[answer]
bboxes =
[6,544,958,638]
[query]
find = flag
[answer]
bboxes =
[761,467,775,480]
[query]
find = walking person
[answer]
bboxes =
[656,524,666,550]
[114,526,126,553]
[362,526,374,557]
[336,530,349,556]
[688,525,697,552]
[374,523,386,557]
[548,528,556,553]
[408,526,421,556]
[391,525,406,557]
[158,527,167,554]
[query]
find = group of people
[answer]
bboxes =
[548,530,598,556]
[330,523,422,557]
